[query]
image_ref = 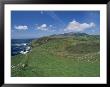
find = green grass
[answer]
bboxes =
[11,36,100,77]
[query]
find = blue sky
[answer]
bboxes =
[11,11,100,39]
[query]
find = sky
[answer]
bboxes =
[11,11,100,39]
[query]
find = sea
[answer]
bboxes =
[11,39,34,56]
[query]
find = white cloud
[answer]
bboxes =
[42,24,47,27]
[36,24,55,32]
[37,24,48,31]
[14,25,28,30]
[64,20,95,32]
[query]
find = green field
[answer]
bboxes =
[11,35,100,77]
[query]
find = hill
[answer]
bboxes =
[11,33,100,77]
[50,32,89,37]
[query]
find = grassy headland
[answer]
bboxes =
[11,33,100,77]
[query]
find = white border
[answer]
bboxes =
[4,4,107,84]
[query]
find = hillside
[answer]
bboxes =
[11,33,100,77]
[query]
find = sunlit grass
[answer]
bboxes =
[11,36,100,77]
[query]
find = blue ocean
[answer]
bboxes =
[11,39,33,56]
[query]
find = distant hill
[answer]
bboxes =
[50,32,95,37]
[47,32,100,39]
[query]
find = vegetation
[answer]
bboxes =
[11,34,100,77]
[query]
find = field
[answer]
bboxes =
[11,35,100,77]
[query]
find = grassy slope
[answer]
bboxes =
[11,36,100,77]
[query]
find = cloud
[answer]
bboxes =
[37,24,48,31]
[36,24,55,32]
[64,20,95,32]
[14,25,28,30]
[41,24,47,27]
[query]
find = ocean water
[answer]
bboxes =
[11,39,33,56]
